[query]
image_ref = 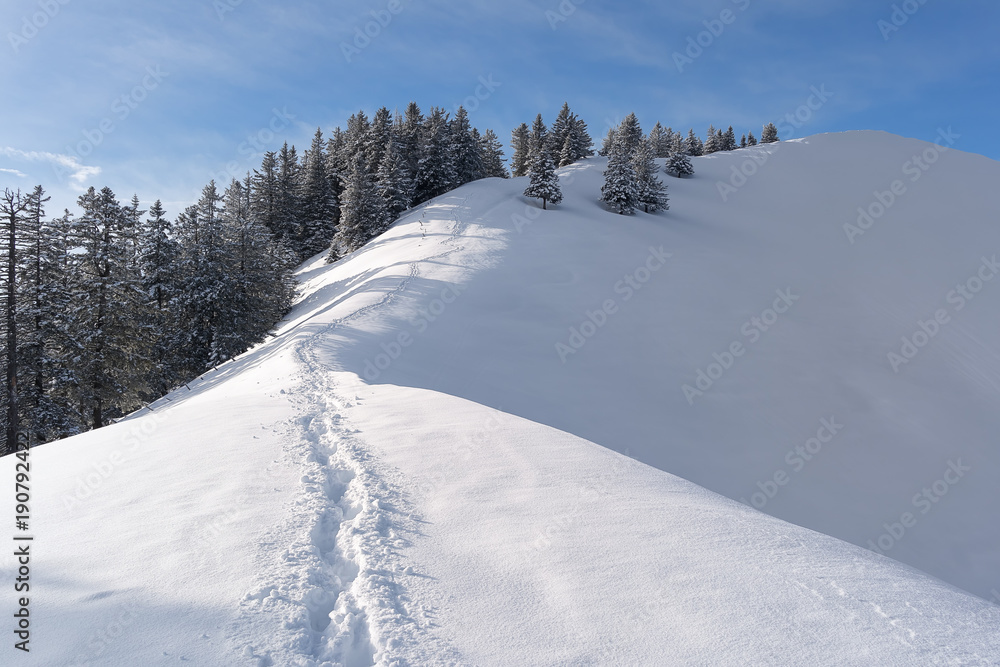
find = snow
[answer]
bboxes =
[4,130,1000,665]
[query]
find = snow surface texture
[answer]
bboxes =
[3,131,1000,665]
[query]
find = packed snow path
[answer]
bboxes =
[3,132,1000,665]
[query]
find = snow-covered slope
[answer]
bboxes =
[4,131,1000,666]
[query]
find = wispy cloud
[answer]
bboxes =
[0,167,27,177]
[0,147,101,186]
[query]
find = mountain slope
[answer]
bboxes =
[3,130,1000,666]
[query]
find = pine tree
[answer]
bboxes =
[22,201,79,441]
[747,130,758,146]
[685,129,703,156]
[670,131,684,154]
[171,181,242,374]
[649,122,670,158]
[122,194,144,270]
[617,113,644,157]
[523,150,562,210]
[479,129,509,178]
[220,177,294,359]
[1,188,29,452]
[665,151,695,178]
[528,114,548,163]
[450,106,483,185]
[275,142,301,251]
[559,134,575,168]
[704,125,719,154]
[633,139,669,213]
[69,186,153,427]
[377,138,413,218]
[761,122,779,143]
[740,134,747,149]
[548,102,573,156]
[137,199,180,397]
[138,200,177,312]
[601,135,638,215]
[722,126,737,151]
[510,123,531,177]
[344,111,372,166]
[400,102,424,185]
[330,153,389,260]
[325,128,348,207]
[568,114,594,161]
[297,128,338,258]
[414,107,456,203]
[365,107,393,174]
[599,128,617,157]
[251,150,281,239]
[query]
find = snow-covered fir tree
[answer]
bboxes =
[567,114,594,161]
[414,107,457,202]
[548,103,573,156]
[377,138,413,218]
[523,149,562,210]
[451,106,483,186]
[704,125,719,154]
[479,129,509,178]
[251,151,281,239]
[761,122,779,143]
[685,128,704,156]
[723,126,737,152]
[633,139,669,213]
[297,128,338,257]
[665,150,695,178]
[601,134,638,215]
[617,113,644,156]
[648,122,668,158]
[559,134,575,168]
[510,123,531,177]
[599,128,617,156]
[70,186,154,428]
[747,130,758,146]
[275,142,301,252]
[529,114,548,162]
[330,153,389,260]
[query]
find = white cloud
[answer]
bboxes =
[0,147,101,186]
[0,167,27,177]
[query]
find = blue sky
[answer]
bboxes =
[2,0,998,215]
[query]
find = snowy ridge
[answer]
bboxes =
[4,131,1000,665]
